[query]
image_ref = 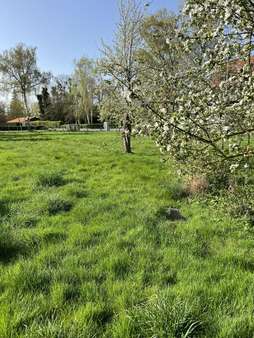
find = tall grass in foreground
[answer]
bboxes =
[0,132,253,337]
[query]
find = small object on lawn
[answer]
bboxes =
[165,208,186,221]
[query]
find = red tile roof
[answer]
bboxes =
[7,116,39,124]
[7,117,29,124]
[228,56,254,72]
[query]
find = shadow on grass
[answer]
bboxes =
[0,201,9,217]
[0,133,54,142]
[0,132,96,142]
[0,236,27,264]
[0,225,39,264]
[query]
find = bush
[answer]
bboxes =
[31,121,61,129]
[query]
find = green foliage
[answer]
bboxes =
[46,76,74,122]
[0,101,6,123]
[8,90,25,118]
[36,87,50,118]
[31,120,61,129]
[0,132,253,337]
[0,43,50,114]
[100,0,144,153]
[71,57,97,124]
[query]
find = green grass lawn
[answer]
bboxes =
[0,132,253,337]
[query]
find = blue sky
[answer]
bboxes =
[0,0,183,76]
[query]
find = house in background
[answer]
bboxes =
[213,56,254,87]
[6,116,40,127]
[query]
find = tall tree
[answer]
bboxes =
[8,90,25,118]
[37,87,51,119]
[0,43,50,114]
[0,101,6,123]
[46,76,74,122]
[100,0,144,153]
[71,57,96,124]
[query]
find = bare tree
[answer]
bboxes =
[100,0,144,153]
[0,43,50,115]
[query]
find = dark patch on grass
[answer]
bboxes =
[22,217,38,228]
[93,271,107,285]
[192,231,211,258]
[156,206,186,222]
[0,226,31,263]
[0,239,23,263]
[222,255,254,272]
[13,265,52,294]
[11,215,39,228]
[0,200,9,217]
[91,307,114,327]
[42,231,68,243]
[12,175,21,182]
[47,198,73,215]
[170,183,190,201]
[159,265,177,286]
[100,192,110,199]
[63,285,81,303]
[0,134,53,142]
[116,239,136,252]
[73,190,88,199]
[110,257,130,280]
[142,218,162,246]
[36,171,66,188]
[155,206,171,220]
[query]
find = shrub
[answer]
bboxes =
[31,121,61,129]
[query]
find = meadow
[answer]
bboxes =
[0,132,253,337]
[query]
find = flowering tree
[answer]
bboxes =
[100,0,144,153]
[128,2,254,183]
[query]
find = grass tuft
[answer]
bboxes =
[36,171,66,188]
[47,195,73,215]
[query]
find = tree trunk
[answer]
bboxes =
[91,110,93,124]
[86,112,90,125]
[122,112,132,153]
[22,91,29,115]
